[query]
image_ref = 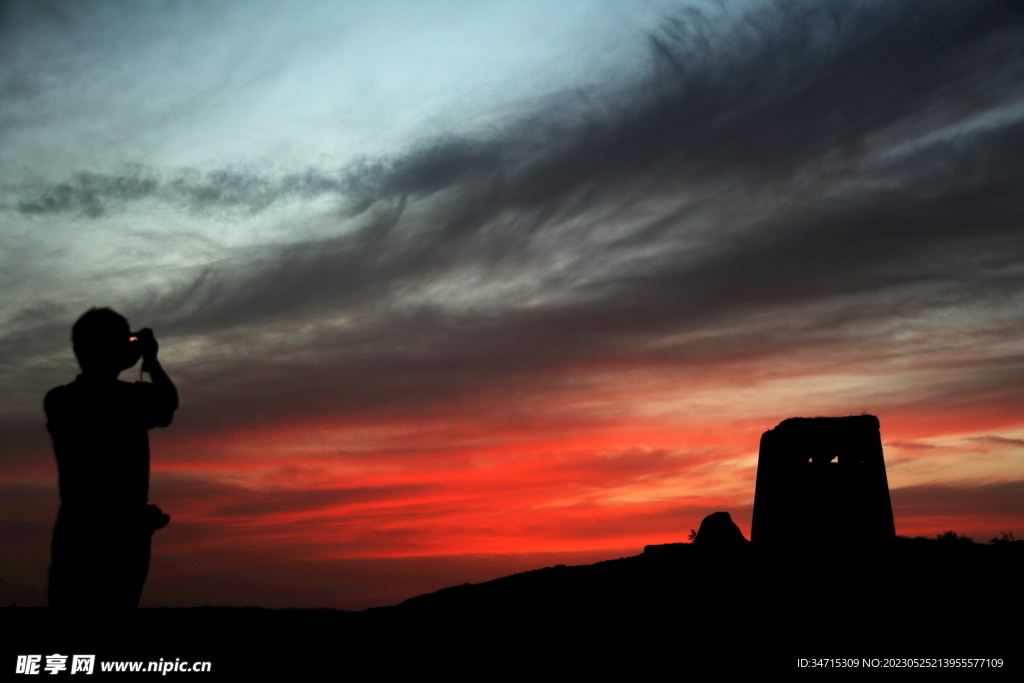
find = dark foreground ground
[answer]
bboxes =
[5,538,1021,676]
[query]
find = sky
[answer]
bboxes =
[2,0,1023,610]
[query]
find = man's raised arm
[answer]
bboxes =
[135,327,178,426]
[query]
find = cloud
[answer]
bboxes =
[3,1,1022,438]
[152,0,1024,333]
[886,441,942,451]
[968,434,1024,447]
[892,479,1024,518]
[8,167,348,217]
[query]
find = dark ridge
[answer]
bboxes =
[5,537,1021,674]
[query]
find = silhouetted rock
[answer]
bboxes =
[751,415,895,546]
[693,511,749,546]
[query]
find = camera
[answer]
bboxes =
[123,332,143,369]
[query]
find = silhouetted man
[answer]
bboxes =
[46,308,178,608]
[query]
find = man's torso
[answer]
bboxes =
[46,376,169,510]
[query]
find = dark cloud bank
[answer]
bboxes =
[6,0,1024,431]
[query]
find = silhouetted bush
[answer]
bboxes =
[936,530,973,544]
[990,531,1016,544]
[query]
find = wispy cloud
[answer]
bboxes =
[3,0,1021,428]
[969,434,1024,447]
[9,167,348,217]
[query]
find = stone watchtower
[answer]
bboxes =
[751,415,895,545]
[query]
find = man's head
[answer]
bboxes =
[72,308,141,375]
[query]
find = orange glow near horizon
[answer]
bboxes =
[139,380,1024,566]
[5,355,1021,609]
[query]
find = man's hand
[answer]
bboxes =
[133,328,159,367]
[132,327,178,417]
